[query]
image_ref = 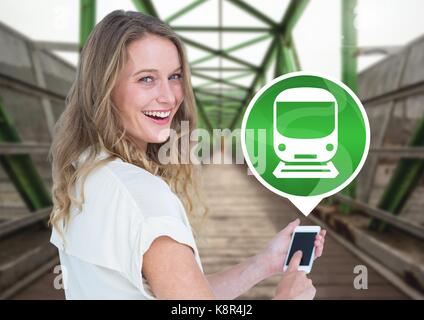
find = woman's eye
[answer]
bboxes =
[139,76,154,83]
[169,73,182,80]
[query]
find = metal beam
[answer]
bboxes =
[275,35,300,77]
[172,26,271,32]
[191,71,249,90]
[0,207,51,240]
[219,70,254,82]
[197,99,242,105]
[335,194,424,240]
[195,89,244,102]
[208,109,238,115]
[165,0,209,23]
[203,105,240,110]
[198,93,246,102]
[192,67,248,72]
[35,41,79,52]
[196,72,252,91]
[275,35,283,78]
[371,117,424,230]
[340,0,358,210]
[0,98,52,211]
[195,96,213,131]
[281,43,299,73]
[355,46,404,56]
[360,104,395,203]
[181,36,259,70]
[361,47,410,203]
[363,80,424,107]
[0,72,66,104]
[369,147,424,159]
[217,110,239,115]
[226,0,277,27]
[279,0,310,35]
[27,44,56,138]
[131,0,158,17]
[0,142,51,155]
[196,87,247,93]
[341,0,358,92]
[290,37,302,71]
[79,0,96,51]
[356,46,402,56]
[228,36,278,130]
[218,0,224,151]
[191,34,271,66]
[195,71,254,89]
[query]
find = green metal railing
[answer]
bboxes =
[370,115,424,231]
[0,98,51,211]
[340,0,358,213]
[79,0,96,51]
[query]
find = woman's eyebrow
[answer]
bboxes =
[132,68,158,77]
[132,66,182,77]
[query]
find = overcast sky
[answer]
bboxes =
[0,0,423,86]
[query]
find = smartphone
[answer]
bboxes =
[283,225,321,273]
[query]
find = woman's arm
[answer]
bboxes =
[143,236,216,299]
[142,220,325,300]
[206,219,326,299]
[206,253,271,300]
[144,235,268,299]
[143,235,268,300]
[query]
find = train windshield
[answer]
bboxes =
[276,101,335,139]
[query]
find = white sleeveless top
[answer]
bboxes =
[50,148,203,299]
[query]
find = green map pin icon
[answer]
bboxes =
[241,72,370,216]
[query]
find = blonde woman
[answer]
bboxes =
[49,10,326,300]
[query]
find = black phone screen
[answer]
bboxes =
[285,232,317,266]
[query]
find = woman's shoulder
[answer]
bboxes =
[106,157,169,191]
[80,149,181,220]
[103,158,174,208]
[70,146,183,224]
[77,147,170,196]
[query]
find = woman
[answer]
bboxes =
[49,10,326,300]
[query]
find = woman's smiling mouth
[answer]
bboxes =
[141,109,172,125]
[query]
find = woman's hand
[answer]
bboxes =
[257,218,326,277]
[273,251,316,300]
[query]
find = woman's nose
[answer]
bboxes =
[157,80,176,105]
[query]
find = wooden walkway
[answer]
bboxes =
[11,164,407,299]
[198,165,407,300]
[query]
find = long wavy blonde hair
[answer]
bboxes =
[49,10,208,240]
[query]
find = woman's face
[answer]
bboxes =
[112,34,184,151]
